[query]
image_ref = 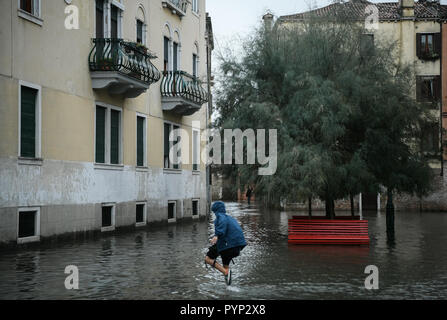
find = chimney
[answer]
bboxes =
[399,0,415,18]
[262,12,274,31]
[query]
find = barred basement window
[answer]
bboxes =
[17,208,40,244]
[192,199,199,217]
[136,202,147,226]
[168,201,176,223]
[101,204,115,232]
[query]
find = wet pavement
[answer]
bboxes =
[0,202,446,300]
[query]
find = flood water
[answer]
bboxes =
[0,202,446,300]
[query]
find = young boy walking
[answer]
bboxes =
[205,202,247,285]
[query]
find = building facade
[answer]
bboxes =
[0,0,212,245]
[275,0,447,211]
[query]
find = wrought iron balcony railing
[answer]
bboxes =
[161,71,208,105]
[89,38,161,86]
[162,0,188,17]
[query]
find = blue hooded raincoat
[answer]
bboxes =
[212,201,247,253]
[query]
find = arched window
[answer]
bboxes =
[173,31,181,72]
[163,23,172,72]
[193,42,199,78]
[136,5,147,45]
[192,0,198,13]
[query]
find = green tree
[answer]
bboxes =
[214,8,433,222]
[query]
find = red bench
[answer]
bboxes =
[288,219,370,246]
[293,216,361,220]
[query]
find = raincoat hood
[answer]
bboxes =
[211,201,227,215]
[211,201,247,252]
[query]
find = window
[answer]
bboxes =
[96,104,122,165]
[360,34,374,57]
[192,129,199,171]
[136,202,147,226]
[421,122,440,156]
[192,0,198,13]
[192,199,199,218]
[19,82,41,159]
[111,5,119,38]
[173,42,179,72]
[136,115,146,167]
[164,123,181,170]
[168,201,176,223]
[417,33,441,60]
[96,0,104,38]
[17,208,40,244]
[20,0,40,17]
[164,36,170,72]
[193,54,198,78]
[96,0,123,39]
[417,76,441,104]
[137,20,144,44]
[101,204,115,232]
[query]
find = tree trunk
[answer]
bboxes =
[386,188,395,241]
[350,194,355,217]
[325,196,335,219]
[308,196,312,217]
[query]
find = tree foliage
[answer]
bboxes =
[214,10,434,213]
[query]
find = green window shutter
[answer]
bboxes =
[173,125,180,169]
[21,87,37,158]
[137,116,145,167]
[95,106,106,163]
[164,123,170,168]
[110,109,120,164]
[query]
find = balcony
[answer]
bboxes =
[89,38,161,98]
[162,0,188,18]
[161,71,208,116]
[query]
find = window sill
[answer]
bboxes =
[95,163,124,171]
[101,226,115,233]
[192,11,200,19]
[136,222,147,227]
[18,9,43,26]
[192,170,201,175]
[164,168,182,174]
[136,166,149,172]
[168,218,177,224]
[192,215,200,220]
[18,157,43,166]
[17,236,40,244]
[419,55,440,62]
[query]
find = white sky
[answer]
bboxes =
[206,0,447,59]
